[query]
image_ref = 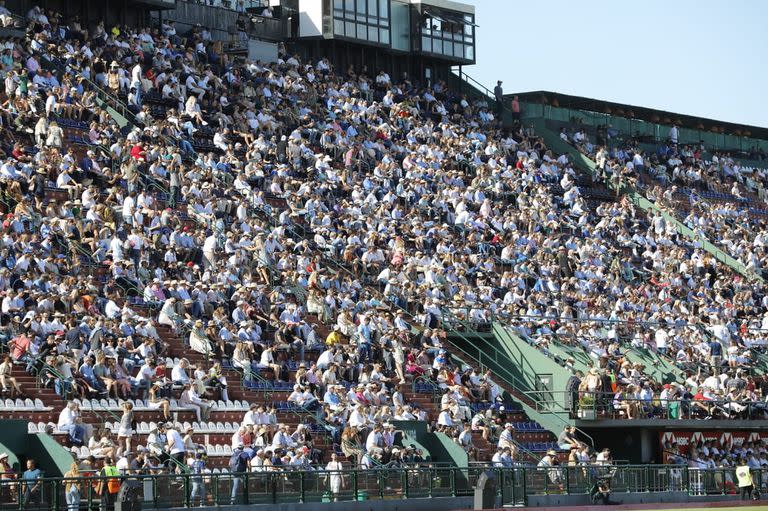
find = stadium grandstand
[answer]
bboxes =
[0,0,766,509]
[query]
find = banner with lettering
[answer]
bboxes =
[659,430,768,454]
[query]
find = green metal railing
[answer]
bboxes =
[525,389,768,421]
[0,464,761,509]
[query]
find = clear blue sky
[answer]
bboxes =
[464,0,768,128]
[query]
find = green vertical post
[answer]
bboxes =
[403,468,408,498]
[353,470,358,500]
[300,471,305,503]
[52,479,59,510]
[86,476,93,510]
[645,466,650,492]
[450,468,456,497]
[183,473,190,508]
[522,467,527,506]
[378,470,384,499]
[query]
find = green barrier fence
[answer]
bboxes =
[0,464,761,509]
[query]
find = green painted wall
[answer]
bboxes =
[0,420,74,477]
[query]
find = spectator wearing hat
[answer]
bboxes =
[0,452,16,502]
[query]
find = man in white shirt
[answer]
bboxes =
[166,423,186,468]
[271,424,296,449]
[361,425,383,460]
[498,423,515,450]
[348,404,367,429]
[131,61,143,102]
[437,405,453,430]
[202,232,217,270]
[57,402,86,445]
[171,358,191,385]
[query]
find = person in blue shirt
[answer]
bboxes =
[356,317,373,363]
[189,452,206,507]
[22,459,42,506]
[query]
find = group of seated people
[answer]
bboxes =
[0,1,766,481]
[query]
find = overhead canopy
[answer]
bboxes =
[509,90,768,142]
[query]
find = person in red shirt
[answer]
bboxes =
[9,334,31,362]
[130,142,146,161]
[11,143,32,163]
[511,95,520,121]
[692,388,713,418]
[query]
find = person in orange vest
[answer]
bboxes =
[98,457,121,511]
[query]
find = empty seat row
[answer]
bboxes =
[0,398,53,411]
[73,398,251,412]
[102,420,241,434]
[205,444,234,457]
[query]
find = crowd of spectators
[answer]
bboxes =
[520,121,768,419]
[2,0,768,487]
[0,4,558,475]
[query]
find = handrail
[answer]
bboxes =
[540,390,768,422]
[451,68,496,100]
[5,464,764,508]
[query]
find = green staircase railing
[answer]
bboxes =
[528,117,763,284]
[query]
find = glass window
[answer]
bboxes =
[357,23,367,39]
[334,0,344,9]
[421,36,431,52]
[334,19,344,35]
[465,45,474,61]
[344,0,354,13]
[379,0,387,19]
[454,43,463,58]
[368,27,378,42]
[356,0,366,14]
[379,28,389,44]
[433,38,442,54]
[345,21,355,36]
[367,0,377,17]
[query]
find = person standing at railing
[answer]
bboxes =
[189,452,206,507]
[537,450,563,488]
[493,81,503,116]
[736,461,758,500]
[21,459,41,507]
[98,457,121,511]
[511,95,520,122]
[63,462,81,511]
[324,453,345,501]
